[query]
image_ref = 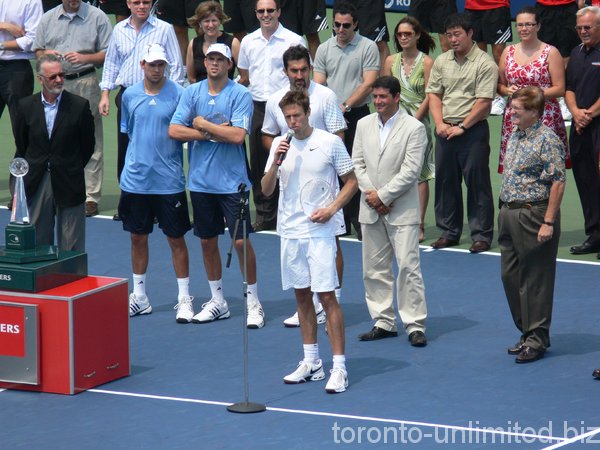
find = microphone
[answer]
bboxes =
[276,130,295,166]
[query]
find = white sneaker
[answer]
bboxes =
[559,97,572,121]
[129,293,152,317]
[283,307,326,327]
[283,359,325,384]
[247,300,265,329]
[325,368,348,394]
[174,295,194,323]
[490,95,506,116]
[192,298,230,323]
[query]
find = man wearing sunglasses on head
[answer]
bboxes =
[313,1,379,240]
[237,0,305,233]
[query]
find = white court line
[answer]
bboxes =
[89,388,566,444]
[541,427,600,449]
[419,245,600,266]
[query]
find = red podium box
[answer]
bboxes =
[0,276,129,395]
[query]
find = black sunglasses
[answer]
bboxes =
[256,8,276,14]
[333,21,352,29]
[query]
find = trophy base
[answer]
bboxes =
[0,244,59,264]
[0,249,87,292]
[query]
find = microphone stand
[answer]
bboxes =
[227,183,266,414]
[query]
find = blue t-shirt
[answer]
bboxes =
[120,79,185,194]
[170,79,253,194]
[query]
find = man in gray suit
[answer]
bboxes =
[352,76,428,347]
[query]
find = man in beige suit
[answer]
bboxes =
[352,76,428,347]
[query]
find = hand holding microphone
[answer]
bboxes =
[276,130,295,166]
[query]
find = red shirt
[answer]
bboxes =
[536,0,576,5]
[465,0,510,9]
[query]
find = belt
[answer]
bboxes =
[444,121,464,127]
[65,67,95,80]
[503,199,548,209]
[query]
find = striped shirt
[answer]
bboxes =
[99,15,183,90]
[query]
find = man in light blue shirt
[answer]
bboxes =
[169,43,265,329]
[119,43,193,323]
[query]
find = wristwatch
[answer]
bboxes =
[342,102,351,113]
[457,122,466,130]
[0,42,5,51]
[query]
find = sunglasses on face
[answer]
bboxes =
[333,21,352,29]
[255,8,276,14]
[39,72,65,81]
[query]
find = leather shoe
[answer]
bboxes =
[252,221,275,232]
[85,201,98,217]
[469,241,490,253]
[431,237,458,249]
[113,213,122,221]
[593,368,600,379]
[515,346,545,363]
[570,238,600,255]
[507,340,525,355]
[408,330,427,347]
[358,326,398,341]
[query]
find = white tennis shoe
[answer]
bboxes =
[283,307,326,327]
[192,298,230,323]
[174,296,194,323]
[247,300,265,329]
[283,359,325,384]
[129,293,152,317]
[325,368,348,394]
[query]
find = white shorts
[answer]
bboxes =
[280,237,338,292]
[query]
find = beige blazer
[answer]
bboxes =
[352,110,427,226]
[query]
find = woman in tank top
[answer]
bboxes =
[186,0,240,83]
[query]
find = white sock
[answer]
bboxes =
[208,279,225,303]
[303,343,319,365]
[247,283,259,306]
[332,354,346,371]
[133,273,146,297]
[177,277,190,299]
[335,288,341,302]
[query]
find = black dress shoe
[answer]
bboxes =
[358,326,398,341]
[593,368,600,379]
[515,346,545,363]
[469,241,490,253]
[507,340,525,355]
[431,237,459,249]
[408,330,427,347]
[113,213,122,221]
[570,238,600,255]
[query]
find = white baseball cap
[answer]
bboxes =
[143,43,168,63]
[206,43,232,61]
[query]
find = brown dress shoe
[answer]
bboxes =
[515,346,545,363]
[431,237,459,249]
[469,241,490,253]
[85,201,98,217]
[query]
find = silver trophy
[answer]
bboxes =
[205,112,230,142]
[10,158,30,224]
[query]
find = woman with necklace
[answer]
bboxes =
[382,16,436,243]
[497,6,569,174]
[186,0,239,83]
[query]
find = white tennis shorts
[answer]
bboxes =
[280,236,338,292]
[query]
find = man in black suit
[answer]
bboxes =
[14,53,94,252]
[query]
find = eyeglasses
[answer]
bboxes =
[516,22,538,28]
[333,21,352,29]
[396,31,415,38]
[255,8,276,14]
[39,72,65,81]
[575,24,598,32]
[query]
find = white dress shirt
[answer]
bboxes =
[0,0,42,60]
[237,23,305,102]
